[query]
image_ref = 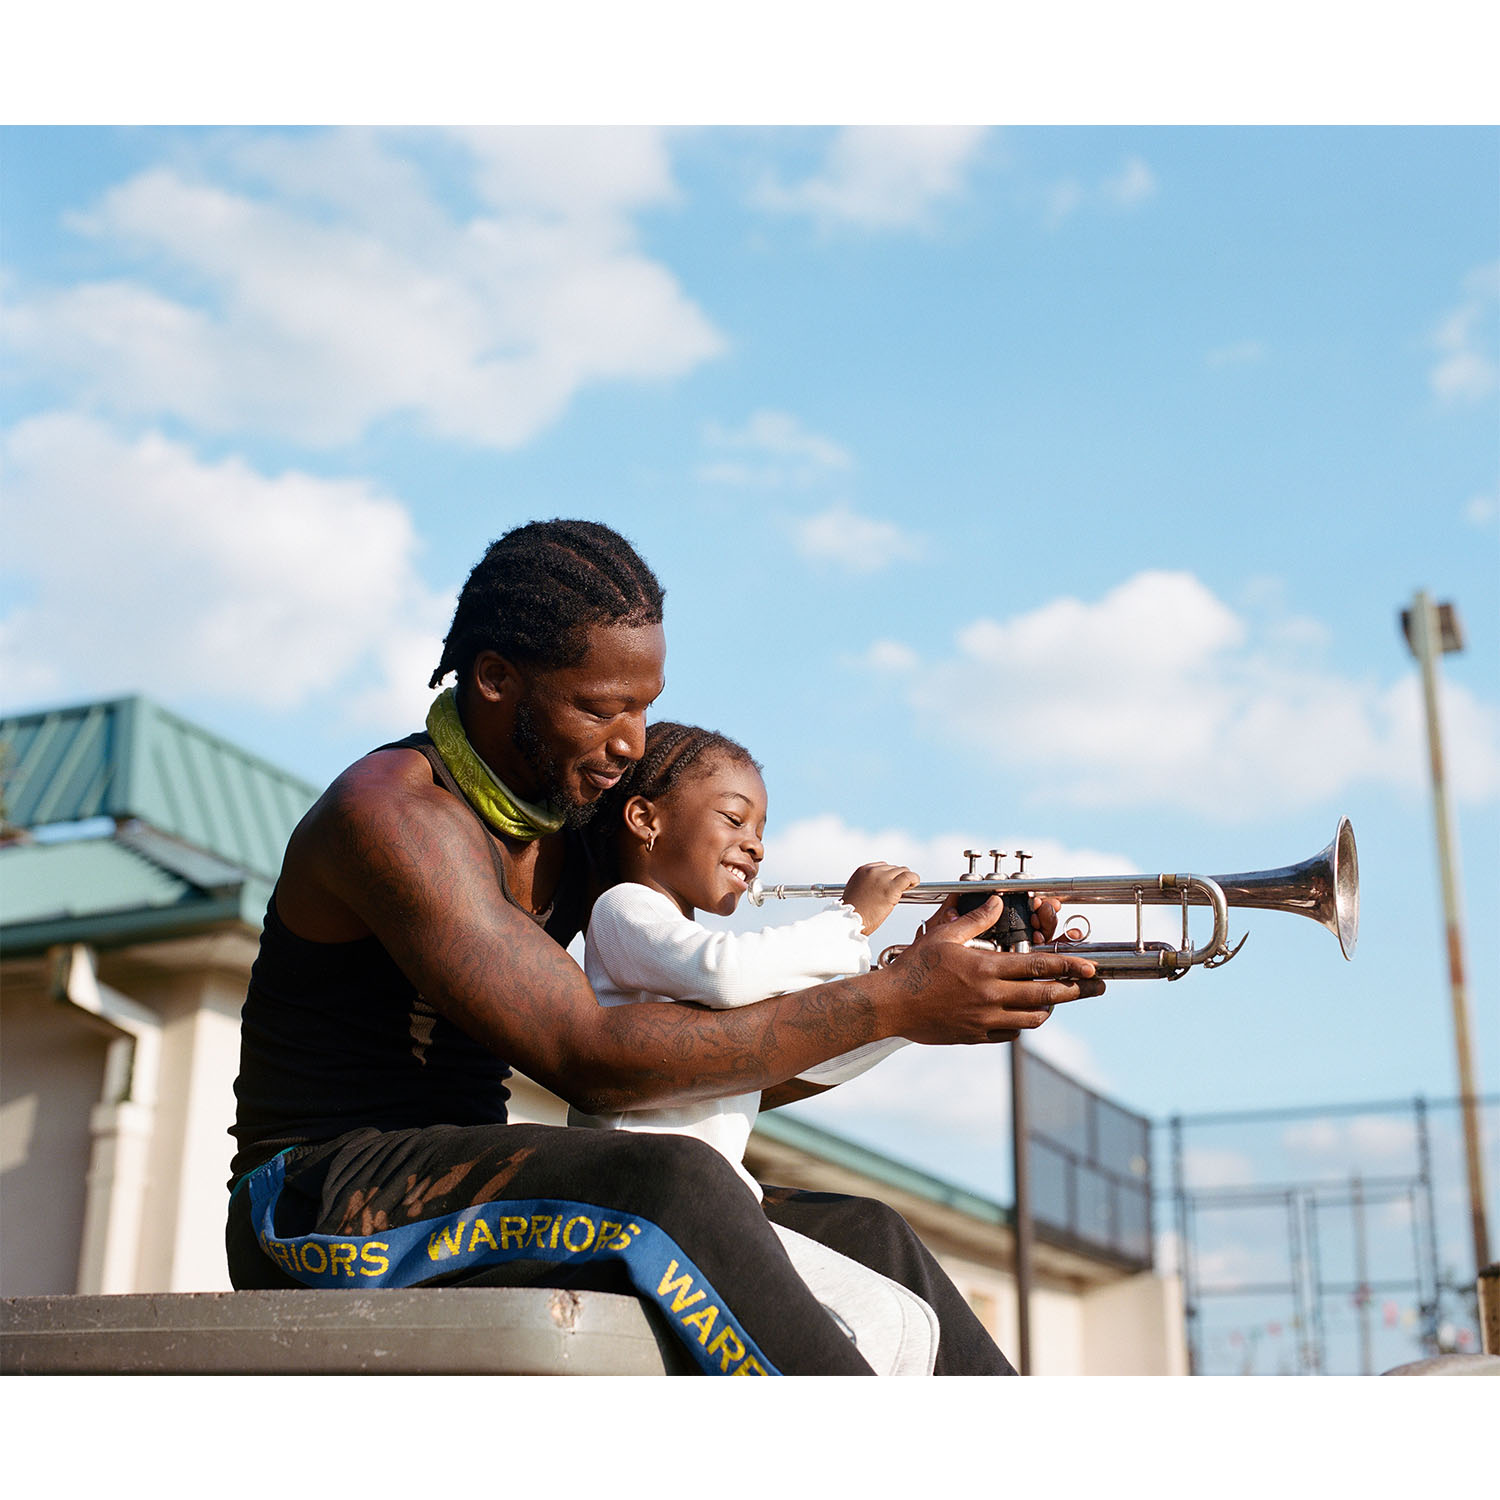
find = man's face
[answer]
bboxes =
[508,622,666,823]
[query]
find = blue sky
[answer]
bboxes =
[3,123,1496,1242]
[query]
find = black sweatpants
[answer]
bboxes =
[226,1122,1014,1376]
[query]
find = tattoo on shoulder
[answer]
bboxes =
[325,783,495,932]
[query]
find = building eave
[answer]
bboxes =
[0,881,270,957]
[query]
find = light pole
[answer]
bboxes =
[1400,590,1491,1274]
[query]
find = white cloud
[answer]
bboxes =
[754,126,988,230]
[1429,261,1499,404]
[1371,673,1500,802]
[0,610,62,705]
[1378,1196,1416,1231]
[1102,155,1158,207]
[695,416,923,575]
[1044,178,1083,228]
[453,126,680,220]
[863,570,1500,816]
[697,409,853,488]
[0,412,452,729]
[801,1042,1014,1136]
[345,604,461,733]
[1279,1117,1340,1155]
[1182,1145,1257,1190]
[792,502,925,575]
[1185,1240,1288,1292]
[1464,489,1497,527]
[763,813,1134,890]
[1207,339,1268,368]
[859,639,921,673]
[1045,156,1159,227]
[1026,1022,1113,1093]
[792,1015,1111,1139]
[1281,1115,1416,1164]
[4,129,725,449]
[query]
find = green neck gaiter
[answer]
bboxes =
[425,687,566,842]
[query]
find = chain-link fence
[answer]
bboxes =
[1164,1094,1497,1374]
[1026,1048,1153,1269]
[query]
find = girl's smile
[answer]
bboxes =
[628,755,768,918]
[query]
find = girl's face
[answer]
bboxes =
[642,755,768,917]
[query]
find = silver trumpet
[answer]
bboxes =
[748,817,1359,981]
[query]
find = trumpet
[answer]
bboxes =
[748,817,1359,981]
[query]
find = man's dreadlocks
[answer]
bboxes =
[429,519,664,688]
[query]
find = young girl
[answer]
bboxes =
[570,720,940,1374]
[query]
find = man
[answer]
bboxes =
[227,518,1103,1375]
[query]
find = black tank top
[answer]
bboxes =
[229,734,595,1181]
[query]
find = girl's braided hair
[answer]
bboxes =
[429,518,664,688]
[593,721,762,869]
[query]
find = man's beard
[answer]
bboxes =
[512,700,600,829]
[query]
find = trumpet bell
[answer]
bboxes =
[1211,815,1358,960]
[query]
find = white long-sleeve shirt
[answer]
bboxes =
[570,881,910,1198]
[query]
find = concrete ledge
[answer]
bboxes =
[1,1289,696,1375]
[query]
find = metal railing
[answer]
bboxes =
[1167,1093,1497,1374]
[1025,1049,1153,1269]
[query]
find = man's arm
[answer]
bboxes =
[286,752,1104,1116]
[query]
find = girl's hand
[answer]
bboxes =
[843,863,920,937]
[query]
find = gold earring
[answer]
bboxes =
[646,834,656,853]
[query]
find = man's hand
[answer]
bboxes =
[886,895,1104,1046]
[1028,894,1086,945]
[842,862,920,936]
[919,892,1085,946]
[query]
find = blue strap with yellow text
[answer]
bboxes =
[246,1151,779,1376]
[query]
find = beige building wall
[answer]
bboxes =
[0,967,107,1296]
[1,940,250,1297]
[107,940,254,1292]
[1082,1269,1188,1375]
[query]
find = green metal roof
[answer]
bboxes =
[0,831,274,953]
[3,833,198,920]
[0,696,314,954]
[0,697,320,882]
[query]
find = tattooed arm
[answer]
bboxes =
[275,748,1104,1115]
[759,1079,834,1110]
